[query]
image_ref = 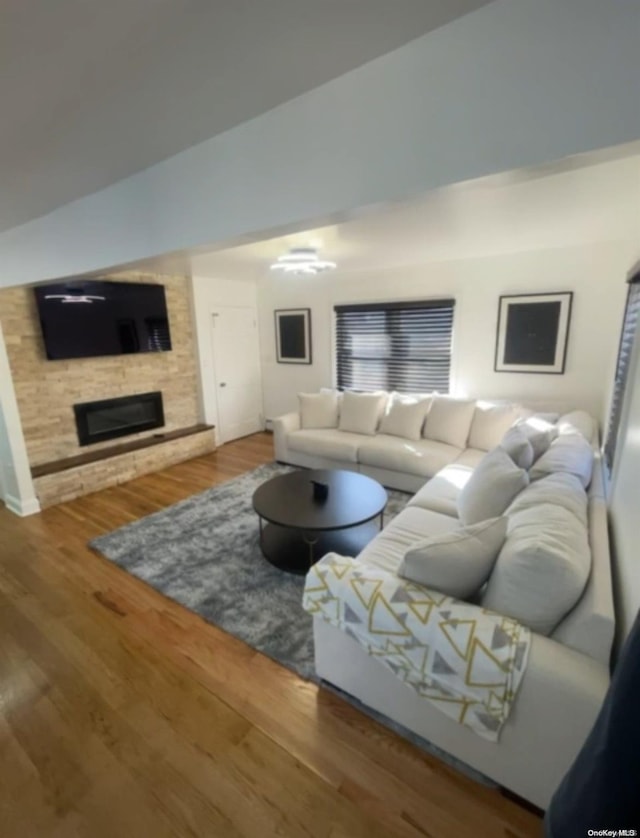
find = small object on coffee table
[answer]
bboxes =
[253,469,387,574]
[311,479,329,501]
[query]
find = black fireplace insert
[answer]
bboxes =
[74,391,165,446]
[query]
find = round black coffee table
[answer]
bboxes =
[252,469,388,574]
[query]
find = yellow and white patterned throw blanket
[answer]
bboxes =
[303,554,531,741]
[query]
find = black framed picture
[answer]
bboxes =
[275,308,312,364]
[494,292,573,374]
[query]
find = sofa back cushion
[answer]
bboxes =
[338,391,388,435]
[299,391,339,429]
[379,393,432,441]
[467,402,521,451]
[558,410,597,443]
[423,396,476,448]
[530,432,594,488]
[457,448,529,526]
[399,516,507,598]
[482,501,591,635]
[507,471,588,525]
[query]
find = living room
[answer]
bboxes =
[1,1,639,836]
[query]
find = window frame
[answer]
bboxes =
[604,270,640,475]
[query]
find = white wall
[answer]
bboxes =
[0,321,40,515]
[1,0,639,287]
[190,275,261,440]
[258,242,633,424]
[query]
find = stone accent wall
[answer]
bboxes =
[34,428,215,508]
[0,271,201,467]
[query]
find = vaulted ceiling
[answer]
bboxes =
[1,0,491,232]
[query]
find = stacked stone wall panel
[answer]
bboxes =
[0,271,211,508]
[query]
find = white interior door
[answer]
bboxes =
[211,306,263,443]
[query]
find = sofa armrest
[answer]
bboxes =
[273,411,301,462]
[313,615,610,807]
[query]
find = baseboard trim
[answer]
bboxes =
[5,493,41,516]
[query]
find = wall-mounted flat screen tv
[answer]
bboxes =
[34,280,173,360]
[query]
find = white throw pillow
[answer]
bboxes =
[558,410,596,443]
[338,391,388,435]
[299,391,339,429]
[500,426,535,470]
[530,432,594,488]
[482,503,591,635]
[457,448,529,526]
[321,387,343,403]
[514,415,558,462]
[423,396,476,448]
[467,402,521,451]
[379,393,432,441]
[399,517,507,599]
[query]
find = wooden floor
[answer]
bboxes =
[0,433,542,837]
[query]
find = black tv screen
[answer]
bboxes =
[34,280,173,360]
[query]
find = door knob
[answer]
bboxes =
[220,382,227,387]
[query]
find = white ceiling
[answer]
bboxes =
[0,0,491,233]
[186,143,640,280]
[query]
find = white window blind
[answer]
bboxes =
[604,274,640,472]
[335,300,454,393]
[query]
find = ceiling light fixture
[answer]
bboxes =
[270,247,336,276]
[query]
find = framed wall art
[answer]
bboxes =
[494,292,573,374]
[275,308,312,364]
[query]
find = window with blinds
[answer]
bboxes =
[604,273,640,472]
[335,300,454,394]
[145,316,172,352]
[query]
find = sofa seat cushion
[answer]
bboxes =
[482,503,591,635]
[408,464,473,517]
[287,429,364,463]
[357,506,460,574]
[357,435,461,478]
[454,447,486,469]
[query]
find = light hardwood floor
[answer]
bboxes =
[0,433,542,837]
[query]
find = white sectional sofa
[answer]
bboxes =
[274,391,525,492]
[273,391,615,809]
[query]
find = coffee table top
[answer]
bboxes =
[252,469,387,532]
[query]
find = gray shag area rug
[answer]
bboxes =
[90,462,493,786]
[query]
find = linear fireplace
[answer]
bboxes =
[74,391,165,446]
